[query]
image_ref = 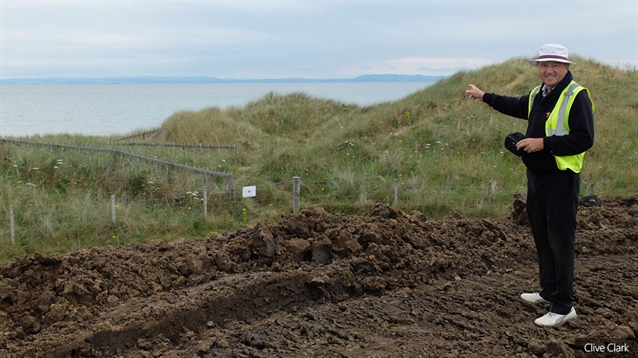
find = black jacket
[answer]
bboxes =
[483,71,595,172]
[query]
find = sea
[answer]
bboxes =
[0,82,433,138]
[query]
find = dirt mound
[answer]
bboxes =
[1,197,637,357]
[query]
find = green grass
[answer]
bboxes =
[1,56,637,261]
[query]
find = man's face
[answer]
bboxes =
[537,61,569,89]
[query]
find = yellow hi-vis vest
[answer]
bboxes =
[528,81,594,173]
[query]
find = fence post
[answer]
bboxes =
[487,181,495,211]
[111,150,118,170]
[111,195,116,223]
[393,179,399,207]
[292,176,300,213]
[227,175,234,197]
[203,186,208,220]
[10,205,16,245]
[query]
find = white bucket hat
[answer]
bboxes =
[530,44,575,66]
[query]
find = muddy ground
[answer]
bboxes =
[1,196,637,358]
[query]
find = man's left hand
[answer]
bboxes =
[517,138,544,153]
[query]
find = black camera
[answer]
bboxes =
[504,132,525,156]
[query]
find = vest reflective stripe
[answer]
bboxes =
[548,82,580,136]
[528,85,541,114]
[527,81,594,173]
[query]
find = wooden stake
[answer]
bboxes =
[10,205,15,245]
[293,177,300,213]
[111,195,116,223]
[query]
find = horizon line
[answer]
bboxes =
[0,73,445,84]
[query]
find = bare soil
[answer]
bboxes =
[1,196,637,358]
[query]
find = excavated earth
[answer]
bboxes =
[1,196,637,358]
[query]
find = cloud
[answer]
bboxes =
[390,57,494,71]
[341,57,495,77]
[1,0,636,79]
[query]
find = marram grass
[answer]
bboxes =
[1,57,637,261]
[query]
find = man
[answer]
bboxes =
[465,44,595,327]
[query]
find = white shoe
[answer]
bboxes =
[520,292,549,305]
[534,307,577,327]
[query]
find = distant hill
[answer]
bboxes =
[350,74,442,82]
[0,74,443,84]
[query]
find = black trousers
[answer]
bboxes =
[526,168,579,314]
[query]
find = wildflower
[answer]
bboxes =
[112,235,117,239]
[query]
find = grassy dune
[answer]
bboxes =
[1,57,637,261]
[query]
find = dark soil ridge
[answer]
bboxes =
[1,197,637,357]
[39,268,356,357]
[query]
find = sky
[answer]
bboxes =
[1,0,637,80]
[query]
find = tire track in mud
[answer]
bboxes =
[194,255,637,358]
[43,268,356,357]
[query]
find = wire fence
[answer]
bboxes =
[3,137,632,256]
[113,141,237,158]
[0,138,234,196]
[1,136,531,221]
